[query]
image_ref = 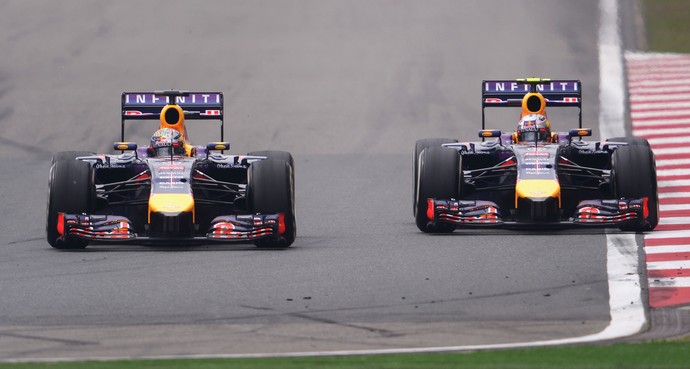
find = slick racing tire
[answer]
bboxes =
[611,144,659,232]
[248,159,296,248]
[414,138,457,215]
[247,150,294,169]
[46,158,96,249]
[606,137,650,147]
[415,146,461,233]
[51,151,95,166]
[247,150,295,184]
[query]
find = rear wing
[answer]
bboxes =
[481,79,582,129]
[120,90,224,141]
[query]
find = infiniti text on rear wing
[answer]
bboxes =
[122,92,223,120]
[481,79,582,128]
[120,91,225,141]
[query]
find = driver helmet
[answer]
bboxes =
[149,128,186,156]
[516,114,552,143]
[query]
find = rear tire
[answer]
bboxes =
[248,159,296,248]
[414,138,457,215]
[46,158,96,249]
[611,144,659,231]
[415,146,461,233]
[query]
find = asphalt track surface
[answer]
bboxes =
[0,0,619,360]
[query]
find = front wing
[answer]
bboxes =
[426,197,650,228]
[56,212,284,243]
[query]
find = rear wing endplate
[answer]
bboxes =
[481,79,582,129]
[120,90,224,141]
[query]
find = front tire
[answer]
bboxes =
[611,144,659,231]
[606,137,650,147]
[46,158,96,249]
[415,146,461,233]
[414,138,457,215]
[247,159,296,248]
[51,151,95,166]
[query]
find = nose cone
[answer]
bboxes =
[515,180,561,222]
[148,194,195,238]
[149,194,195,216]
[516,179,560,203]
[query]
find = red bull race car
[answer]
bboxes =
[414,78,659,233]
[47,90,295,249]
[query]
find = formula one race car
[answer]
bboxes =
[47,90,295,249]
[414,78,658,233]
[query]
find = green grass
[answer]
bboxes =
[2,339,690,369]
[644,0,690,52]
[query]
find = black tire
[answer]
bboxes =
[611,144,659,231]
[46,158,96,249]
[606,137,650,147]
[415,146,461,233]
[247,159,296,248]
[248,150,295,185]
[51,151,95,166]
[247,150,294,170]
[414,138,457,215]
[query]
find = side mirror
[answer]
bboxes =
[478,129,502,138]
[206,142,230,157]
[114,142,138,159]
[568,128,592,138]
[479,129,502,145]
[114,142,138,151]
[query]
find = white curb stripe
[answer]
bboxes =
[647,260,690,270]
[645,245,690,254]
[648,278,690,288]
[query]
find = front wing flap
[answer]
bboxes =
[57,213,283,243]
[427,197,648,228]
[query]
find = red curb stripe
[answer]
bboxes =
[657,163,690,170]
[648,269,690,278]
[654,224,690,231]
[651,142,690,149]
[630,82,690,91]
[655,153,690,161]
[645,237,690,246]
[661,210,690,217]
[632,122,690,130]
[659,197,690,205]
[658,174,690,181]
[646,252,690,262]
[632,106,690,114]
[636,133,690,141]
[631,90,690,96]
[659,186,690,193]
[631,98,690,105]
[649,287,690,308]
[633,114,690,121]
